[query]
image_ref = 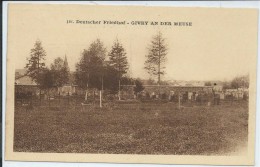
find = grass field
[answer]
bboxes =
[13,100,248,155]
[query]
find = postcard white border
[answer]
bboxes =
[2,1,260,167]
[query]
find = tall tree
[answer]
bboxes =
[50,56,70,87]
[144,31,168,85]
[25,40,46,84]
[108,39,128,100]
[75,39,106,91]
[25,40,46,104]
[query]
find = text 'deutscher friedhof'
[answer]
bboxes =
[66,20,192,26]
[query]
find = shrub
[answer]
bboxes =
[161,93,167,99]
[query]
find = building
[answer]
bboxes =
[15,69,39,95]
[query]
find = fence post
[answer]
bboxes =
[100,90,102,108]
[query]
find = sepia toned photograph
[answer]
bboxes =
[5,3,258,165]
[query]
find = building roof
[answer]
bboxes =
[15,76,37,86]
[15,69,37,86]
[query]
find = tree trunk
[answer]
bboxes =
[86,73,89,101]
[38,55,41,105]
[48,89,50,108]
[100,75,103,101]
[39,89,42,106]
[101,75,104,92]
[118,79,121,100]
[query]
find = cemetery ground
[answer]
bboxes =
[14,99,248,155]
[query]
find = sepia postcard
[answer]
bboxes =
[5,3,258,165]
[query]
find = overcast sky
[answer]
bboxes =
[9,4,257,81]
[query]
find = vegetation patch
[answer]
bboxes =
[14,100,248,155]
